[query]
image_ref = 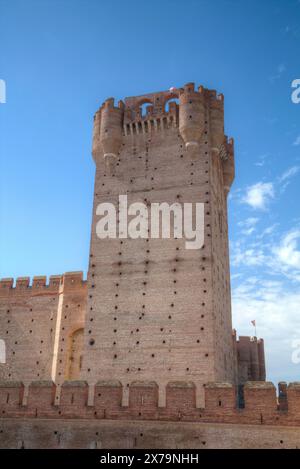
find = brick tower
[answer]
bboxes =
[81,83,236,406]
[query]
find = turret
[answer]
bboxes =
[209,92,224,151]
[92,109,101,161]
[92,97,124,172]
[179,82,206,155]
[222,138,235,195]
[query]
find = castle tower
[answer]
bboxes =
[81,83,236,406]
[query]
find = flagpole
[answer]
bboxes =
[251,320,257,338]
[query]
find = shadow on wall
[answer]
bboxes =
[66,329,84,380]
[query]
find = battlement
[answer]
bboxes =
[92,82,234,169]
[0,272,86,297]
[100,97,125,111]
[0,380,298,426]
[122,83,224,130]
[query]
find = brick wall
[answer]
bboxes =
[2,418,300,449]
[0,380,299,427]
[0,273,86,390]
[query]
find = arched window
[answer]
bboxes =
[164,97,179,113]
[140,102,151,117]
[136,99,153,118]
[0,339,6,364]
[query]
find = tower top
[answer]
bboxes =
[92,82,234,184]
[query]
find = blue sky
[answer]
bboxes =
[1,0,300,385]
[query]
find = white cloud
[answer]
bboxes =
[293,135,300,146]
[231,241,267,267]
[242,227,255,236]
[279,166,299,182]
[238,217,259,227]
[231,225,300,293]
[237,217,259,235]
[255,153,270,167]
[231,273,243,280]
[257,223,278,239]
[278,166,300,193]
[273,230,300,270]
[243,182,274,210]
[269,63,286,82]
[240,167,298,211]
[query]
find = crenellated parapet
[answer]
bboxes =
[91,82,234,185]
[0,275,61,297]
[61,271,86,292]
[0,272,86,298]
[0,380,299,426]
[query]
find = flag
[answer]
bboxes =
[251,320,256,326]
